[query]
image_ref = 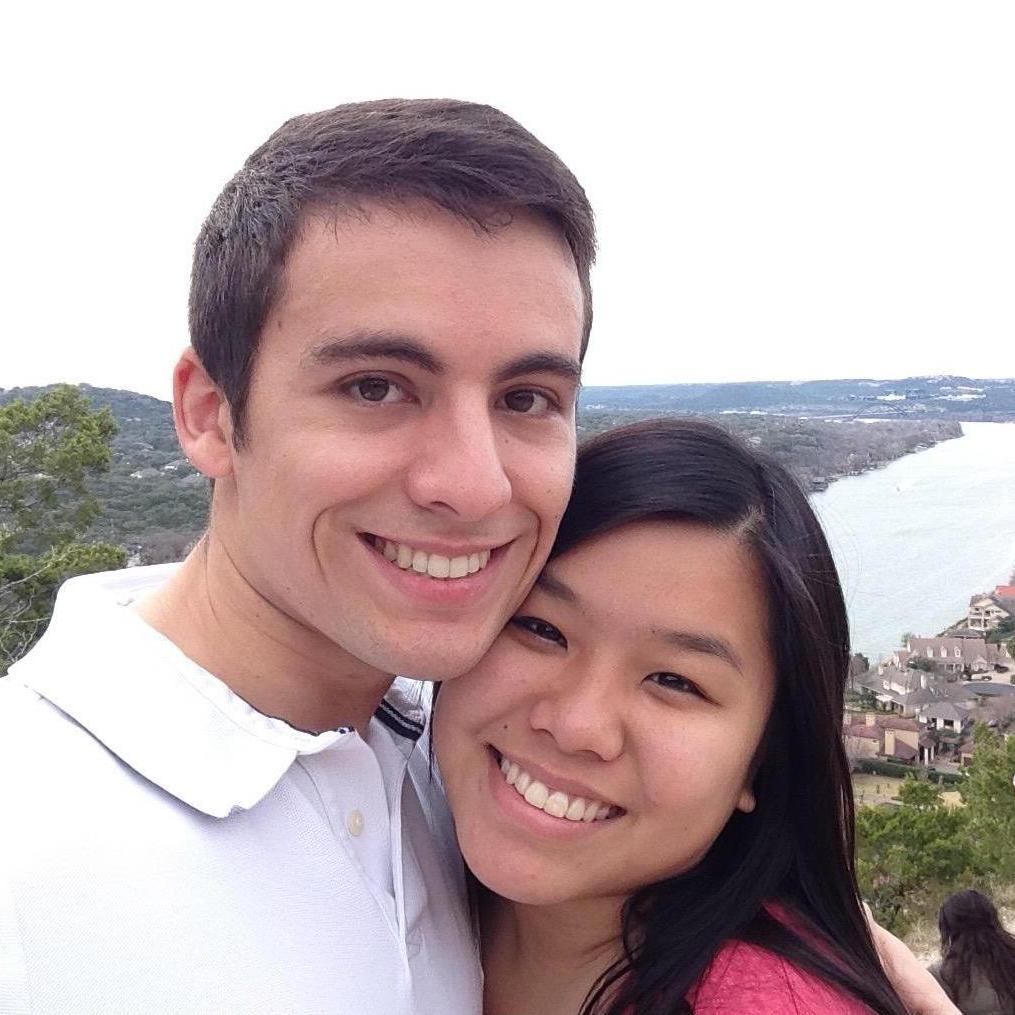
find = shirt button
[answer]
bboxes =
[346,809,365,837]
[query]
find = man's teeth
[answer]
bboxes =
[499,755,615,823]
[378,539,491,579]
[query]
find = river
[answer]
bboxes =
[811,422,1015,664]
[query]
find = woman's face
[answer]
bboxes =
[434,519,777,908]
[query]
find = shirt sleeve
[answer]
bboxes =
[688,940,875,1015]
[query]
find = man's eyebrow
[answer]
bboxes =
[654,629,744,674]
[533,570,579,604]
[493,352,582,386]
[304,335,581,387]
[305,332,443,374]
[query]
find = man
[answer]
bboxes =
[0,99,593,1014]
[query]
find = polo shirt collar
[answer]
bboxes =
[11,565,425,819]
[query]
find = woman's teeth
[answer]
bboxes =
[499,755,616,823]
[375,538,491,579]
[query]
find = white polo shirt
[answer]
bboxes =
[0,566,481,1015]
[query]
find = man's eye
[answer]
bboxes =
[502,389,553,414]
[346,377,406,404]
[647,672,705,698]
[511,615,567,648]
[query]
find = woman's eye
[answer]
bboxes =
[511,615,567,648]
[346,376,407,404]
[502,389,553,414]
[647,672,705,698]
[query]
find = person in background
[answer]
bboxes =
[434,419,940,1015]
[929,889,1015,1015]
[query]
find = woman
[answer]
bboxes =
[929,889,1015,1014]
[433,418,914,1015]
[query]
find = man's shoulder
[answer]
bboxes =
[0,675,125,795]
[0,676,73,747]
[0,675,138,888]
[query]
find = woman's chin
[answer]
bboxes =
[466,854,580,907]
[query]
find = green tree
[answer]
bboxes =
[960,723,1015,881]
[855,777,979,934]
[1,387,125,674]
[855,687,879,710]
[0,385,117,553]
[985,617,1015,644]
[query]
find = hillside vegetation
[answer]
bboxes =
[581,374,1015,420]
[581,410,960,493]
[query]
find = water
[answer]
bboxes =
[811,422,1015,663]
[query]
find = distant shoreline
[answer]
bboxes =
[579,408,962,494]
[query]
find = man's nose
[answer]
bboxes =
[404,400,513,522]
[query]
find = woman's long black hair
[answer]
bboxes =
[938,889,1015,1007]
[552,419,908,1015]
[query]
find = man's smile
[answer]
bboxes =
[361,532,498,580]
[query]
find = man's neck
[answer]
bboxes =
[136,536,394,733]
[480,893,624,1015]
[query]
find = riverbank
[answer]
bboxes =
[579,411,961,492]
[813,422,1015,663]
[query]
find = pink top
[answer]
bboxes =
[686,937,875,1014]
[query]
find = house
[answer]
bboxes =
[883,728,919,763]
[967,593,1015,632]
[879,666,924,696]
[918,732,938,765]
[843,715,925,765]
[843,724,880,760]
[889,637,1010,675]
[861,665,919,712]
[918,700,972,733]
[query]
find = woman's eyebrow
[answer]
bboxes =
[533,571,579,605]
[653,628,744,674]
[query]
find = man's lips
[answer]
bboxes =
[356,532,520,607]
[360,532,509,581]
[362,531,507,557]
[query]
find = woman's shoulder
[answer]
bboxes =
[687,937,875,1015]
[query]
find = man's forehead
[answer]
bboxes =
[265,203,585,368]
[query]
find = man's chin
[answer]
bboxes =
[381,637,493,684]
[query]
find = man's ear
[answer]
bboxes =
[173,348,236,478]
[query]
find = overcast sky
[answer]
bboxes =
[3,1,1012,400]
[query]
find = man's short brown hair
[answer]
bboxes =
[189,98,596,442]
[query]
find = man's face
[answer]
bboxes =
[215,203,585,681]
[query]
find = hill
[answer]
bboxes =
[580,375,1015,419]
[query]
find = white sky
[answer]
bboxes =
[2,1,1012,400]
